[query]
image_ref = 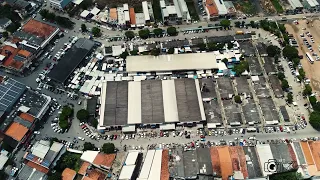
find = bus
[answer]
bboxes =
[306,52,315,64]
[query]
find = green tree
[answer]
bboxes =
[282,46,299,60]
[81,24,87,32]
[80,0,93,10]
[138,29,150,39]
[48,172,62,180]
[91,27,101,37]
[130,50,138,55]
[277,72,285,80]
[303,84,312,96]
[125,31,135,40]
[120,51,129,59]
[310,111,320,130]
[269,171,302,180]
[292,58,300,68]
[281,79,289,90]
[234,95,242,103]
[287,93,293,104]
[298,68,305,80]
[62,106,73,117]
[222,58,228,65]
[168,47,175,54]
[309,96,317,106]
[207,42,218,51]
[6,22,20,33]
[2,31,8,39]
[234,21,241,28]
[83,142,96,151]
[47,12,56,20]
[233,60,249,76]
[227,42,234,49]
[39,9,49,18]
[167,27,178,36]
[55,16,74,29]
[197,43,207,51]
[266,45,280,57]
[220,19,231,28]
[101,143,115,154]
[250,21,256,28]
[151,48,160,56]
[92,119,98,128]
[153,28,163,36]
[76,109,89,122]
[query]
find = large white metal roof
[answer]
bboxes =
[142,1,150,21]
[148,150,162,180]
[126,53,218,72]
[288,0,303,8]
[127,82,142,124]
[138,150,155,179]
[306,0,319,7]
[256,144,274,177]
[31,140,50,159]
[80,150,99,163]
[162,80,179,123]
[117,7,125,24]
[214,0,228,15]
[125,151,139,165]
[119,165,136,180]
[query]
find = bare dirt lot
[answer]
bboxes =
[285,19,320,94]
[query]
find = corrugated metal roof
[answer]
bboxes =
[148,150,162,180]
[138,150,155,179]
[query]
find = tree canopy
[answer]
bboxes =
[220,19,231,28]
[81,24,87,32]
[125,31,135,39]
[282,46,299,60]
[130,50,138,55]
[48,172,62,180]
[269,171,302,180]
[287,93,293,104]
[91,27,101,37]
[310,111,320,130]
[233,60,249,76]
[207,42,219,51]
[266,45,280,57]
[234,95,242,103]
[101,143,115,154]
[167,27,178,36]
[277,72,285,81]
[303,84,312,96]
[120,51,129,59]
[168,47,175,54]
[76,109,89,122]
[59,106,73,130]
[138,29,150,39]
[153,28,163,36]
[197,43,207,51]
[83,142,96,151]
[281,79,289,90]
[151,48,160,56]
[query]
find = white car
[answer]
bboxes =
[78,137,85,141]
[34,131,40,134]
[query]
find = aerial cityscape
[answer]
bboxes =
[1,0,320,179]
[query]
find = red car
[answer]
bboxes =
[279,126,283,132]
[200,135,205,138]
[302,116,305,120]
[114,135,117,140]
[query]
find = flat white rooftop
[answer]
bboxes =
[126,53,218,72]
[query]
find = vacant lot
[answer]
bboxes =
[285,20,320,94]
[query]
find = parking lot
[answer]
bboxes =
[285,19,320,94]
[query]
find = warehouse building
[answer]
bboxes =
[126,53,218,73]
[98,79,206,131]
[288,0,303,10]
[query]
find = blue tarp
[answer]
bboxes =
[239,142,244,146]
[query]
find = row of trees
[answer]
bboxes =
[39,9,74,29]
[125,27,178,40]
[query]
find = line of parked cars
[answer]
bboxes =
[80,122,100,140]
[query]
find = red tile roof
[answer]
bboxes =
[5,122,28,141]
[82,177,94,180]
[93,153,116,168]
[19,113,35,123]
[22,19,57,38]
[161,149,169,180]
[78,162,90,175]
[62,168,77,180]
[206,0,218,16]
[0,45,24,70]
[129,8,136,25]
[87,169,106,180]
[18,50,32,58]
[26,161,49,174]
[109,8,118,20]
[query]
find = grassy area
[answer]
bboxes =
[234,1,257,15]
[271,0,284,13]
[152,0,162,22]
[185,0,200,21]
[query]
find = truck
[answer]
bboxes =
[236,31,244,35]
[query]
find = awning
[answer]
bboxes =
[196,123,203,129]
[160,124,175,130]
[207,123,216,129]
[18,106,30,113]
[122,125,136,133]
